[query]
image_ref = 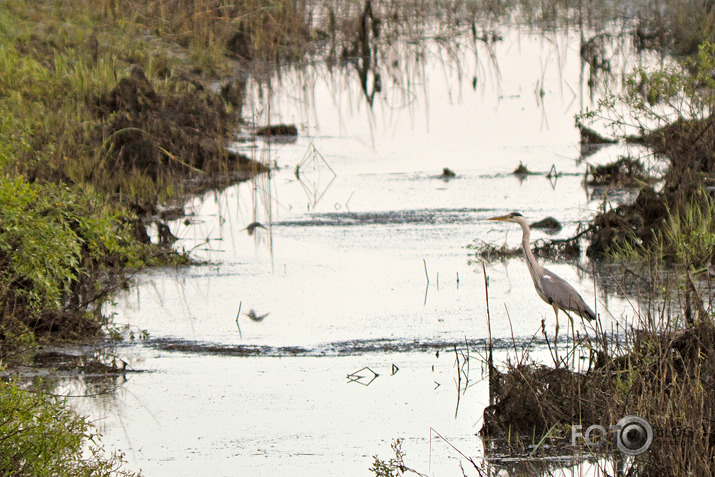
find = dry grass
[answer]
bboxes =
[481,268,715,475]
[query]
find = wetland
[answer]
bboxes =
[3,1,715,476]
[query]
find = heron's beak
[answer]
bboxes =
[487,214,511,222]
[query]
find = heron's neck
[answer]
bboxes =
[518,221,543,278]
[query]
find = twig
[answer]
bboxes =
[235,301,242,339]
[481,263,496,405]
[430,427,481,471]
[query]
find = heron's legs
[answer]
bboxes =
[562,310,577,367]
[553,305,560,362]
[552,305,560,336]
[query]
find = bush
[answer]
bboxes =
[580,42,715,266]
[0,380,139,476]
[0,178,152,355]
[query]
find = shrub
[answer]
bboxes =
[0,178,152,355]
[0,380,139,476]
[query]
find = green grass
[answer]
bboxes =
[610,190,715,268]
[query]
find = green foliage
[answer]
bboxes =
[607,190,715,267]
[0,177,153,348]
[369,439,409,477]
[0,1,208,352]
[579,42,715,139]
[0,381,139,476]
[656,192,715,266]
[580,42,715,266]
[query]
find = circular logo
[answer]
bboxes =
[615,416,653,455]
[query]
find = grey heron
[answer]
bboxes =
[488,212,596,336]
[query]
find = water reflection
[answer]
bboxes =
[74,7,682,476]
[295,141,337,208]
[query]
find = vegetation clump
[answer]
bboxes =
[581,42,715,268]
[91,65,267,210]
[482,313,715,475]
[586,156,651,187]
[512,162,532,175]
[0,179,160,357]
[0,381,139,476]
[482,364,601,440]
[530,216,562,231]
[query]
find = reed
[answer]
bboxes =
[481,265,715,475]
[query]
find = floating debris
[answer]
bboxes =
[244,221,267,235]
[441,167,456,178]
[347,366,379,386]
[586,156,651,187]
[513,162,534,175]
[255,124,298,137]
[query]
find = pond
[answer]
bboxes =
[63,17,664,477]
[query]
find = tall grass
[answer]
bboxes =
[611,190,715,269]
[96,0,310,63]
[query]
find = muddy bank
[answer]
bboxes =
[482,319,715,474]
[586,115,715,262]
[93,65,268,216]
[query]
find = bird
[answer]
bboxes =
[244,222,266,236]
[245,309,270,322]
[488,212,596,336]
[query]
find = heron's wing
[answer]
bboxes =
[539,268,596,320]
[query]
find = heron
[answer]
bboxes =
[488,212,596,337]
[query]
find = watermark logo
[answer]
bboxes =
[572,415,654,456]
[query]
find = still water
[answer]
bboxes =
[65,24,660,476]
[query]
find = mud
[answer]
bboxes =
[587,186,667,258]
[633,116,715,205]
[255,124,298,137]
[92,66,268,210]
[482,320,715,471]
[578,122,616,157]
[481,364,606,442]
[586,156,651,187]
[587,116,715,260]
[1,345,134,380]
[146,336,534,357]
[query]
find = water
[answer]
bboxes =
[65,24,662,476]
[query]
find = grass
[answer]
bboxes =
[611,190,715,270]
[0,1,305,473]
[480,272,715,475]
[0,0,294,356]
